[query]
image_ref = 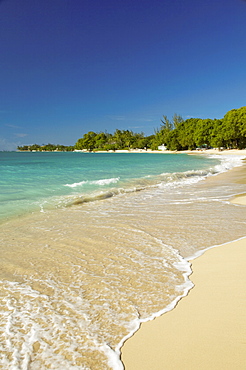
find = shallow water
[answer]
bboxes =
[0,152,219,222]
[0,152,245,369]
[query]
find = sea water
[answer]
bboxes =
[0,151,245,369]
[0,151,223,222]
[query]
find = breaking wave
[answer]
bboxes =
[64,177,120,188]
[64,164,227,207]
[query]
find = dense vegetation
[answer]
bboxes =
[17,143,75,152]
[160,106,246,150]
[17,106,246,152]
[74,130,154,151]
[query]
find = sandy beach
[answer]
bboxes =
[92,148,246,158]
[121,166,246,369]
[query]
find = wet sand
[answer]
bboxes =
[121,194,246,369]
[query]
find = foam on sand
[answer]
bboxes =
[121,195,246,370]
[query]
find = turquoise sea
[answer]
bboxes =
[0,151,223,222]
[0,151,245,369]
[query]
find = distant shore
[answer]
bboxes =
[121,163,246,370]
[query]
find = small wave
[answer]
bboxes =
[161,168,209,179]
[68,186,145,207]
[91,177,120,186]
[67,170,210,207]
[64,180,87,188]
[64,177,120,188]
[208,154,245,174]
[159,155,244,188]
[157,168,212,189]
[64,168,220,208]
[45,155,246,211]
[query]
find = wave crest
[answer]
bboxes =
[64,177,120,188]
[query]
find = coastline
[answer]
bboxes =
[121,165,246,369]
[76,148,246,155]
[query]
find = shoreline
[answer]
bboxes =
[73,148,246,155]
[129,148,246,155]
[18,148,246,156]
[121,191,246,369]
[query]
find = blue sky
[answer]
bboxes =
[1,0,246,150]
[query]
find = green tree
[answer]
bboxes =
[113,129,124,149]
[176,118,199,150]
[165,130,182,151]
[222,106,246,148]
[210,119,226,149]
[160,115,173,131]
[29,144,41,151]
[123,130,134,149]
[194,119,214,148]
[17,145,29,151]
[172,113,184,128]
[75,131,97,151]
[112,129,135,149]
[151,116,173,149]
[134,134,153,149]
[94,132,108,150]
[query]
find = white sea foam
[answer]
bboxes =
[116,235,246,369]
[115,241,194,369]
[158,171,206,189]
[64,180,87,188]
[208,154,245,174]
[64,177,120,188]
[0,231,195,370]
[158,154,245,190]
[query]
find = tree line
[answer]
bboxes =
[17,143,75,152]
[158,106,246,151]
[74,130,154,151]
[17,106,246,152]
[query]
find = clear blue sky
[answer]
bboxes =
[1,0,246,150]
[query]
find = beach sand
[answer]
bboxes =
[121,193,246,370]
